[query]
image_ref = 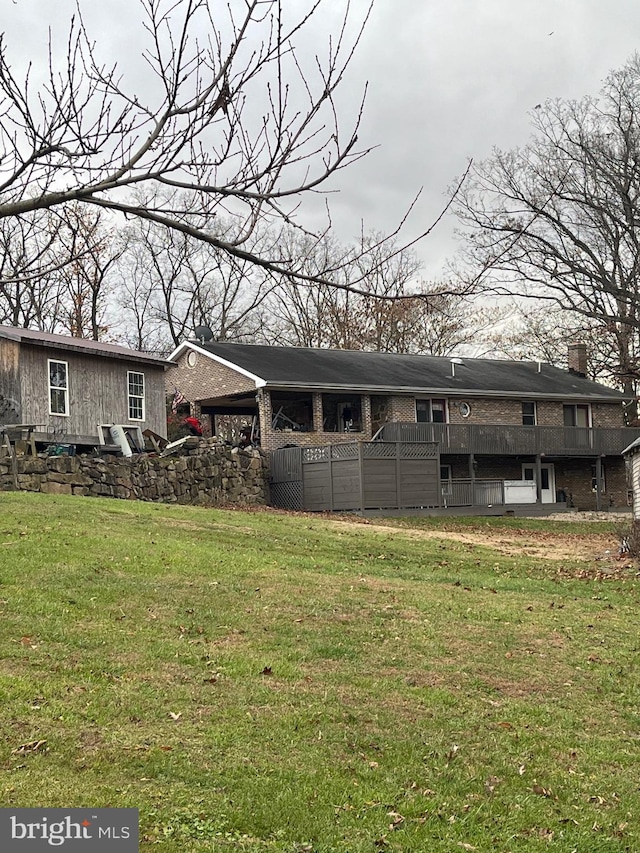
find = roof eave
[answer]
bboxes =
[168,341,266,386]
[20,337,172,367]
[260,380,627,402]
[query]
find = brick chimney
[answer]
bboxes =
[567,342,588,377]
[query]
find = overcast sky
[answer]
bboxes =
[333,0,640,278]
[4,0,640,280]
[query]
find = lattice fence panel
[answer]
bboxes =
[270,481,304,510]
[303,446,330,463]
[330,443,359,460]
[400,442,439,459]
[362,442,397,459]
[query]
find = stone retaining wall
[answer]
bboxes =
[0,438,270,506]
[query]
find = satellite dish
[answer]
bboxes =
[194,325,214,343]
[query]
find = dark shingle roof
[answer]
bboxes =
[0,326,171,366]
[198,342,628,401]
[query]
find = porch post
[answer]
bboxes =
[328,445,334,512]
[396,441,403,510]
[469,453,476,505]
[535,455,543,503]
[595,456,602,511]
[359,441,365,513]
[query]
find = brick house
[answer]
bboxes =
[167,340,640,511]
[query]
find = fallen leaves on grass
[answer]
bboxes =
[532,784,554,798]
[446,744,459,764]
[484,776,501,795]
[387,811,405,830]
[12,739,48,755]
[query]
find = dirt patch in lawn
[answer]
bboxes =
[326,515,627,563]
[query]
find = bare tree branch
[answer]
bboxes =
[0,0,466,301]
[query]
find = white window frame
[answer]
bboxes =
[48,359,69,416]
[591,463,606,494]
[521,401,537,426]
[127,371,145,421]
[563,403,591,428]
[440,464,452,483]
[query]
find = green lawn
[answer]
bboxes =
[0,492,638,852]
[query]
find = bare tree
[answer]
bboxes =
[0,212,64,328]
[47,204,122,339]
[455,54,640,394]
[259,230,352,347]
[0,0,420,294]
[260,230,425,349]
[115,193,277,351]
[484,301,636,388]
[0,205,119,335]
[261,229,491,354]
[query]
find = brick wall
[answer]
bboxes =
[554,457,628,510]
[166,348,256,401]
[447,398,522,425]
[440,455,629,509]
[389,396,416,421]
[376,395,625,428]
[371,395,391,434]
[592,403,626,428]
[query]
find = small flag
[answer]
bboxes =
[172,388,187,413]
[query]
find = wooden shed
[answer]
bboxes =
[0,326,171,446]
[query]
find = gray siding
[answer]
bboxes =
[0,338,21,421]
[17,344,167,440]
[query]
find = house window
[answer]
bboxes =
[322,394,362,432]
[128,371,145,421]
[563,404,590,427]
[440,464,452,483]
[416,398,447,423]
[48,360,69,416]
[271,391,314,432]
[522,401,537,426]
[591,464,606,493]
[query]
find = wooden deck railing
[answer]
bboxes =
[442,479,504,507]
[376,422,640,456]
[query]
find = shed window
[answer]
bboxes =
[48,360,69,416]
[128,371,145,421]
[322,394,362,432]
